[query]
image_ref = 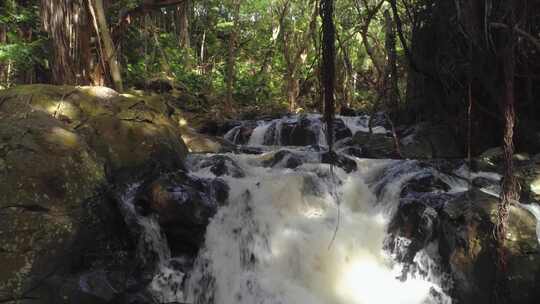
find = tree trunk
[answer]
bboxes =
[176,0,190,48]
[321,0,335,151]
[90,0,124,92]
[383,9,399,111]
[0,24,6,85]
[281,2,318,112]
[225,0,240,108]
[494,4,519,303]
[285,71,299,112]
[41,0,91,85]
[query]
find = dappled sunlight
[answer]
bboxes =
[78,86,119,99]
[45,101,78,119]
[178,117,188,126]
[530,175,540,196]
[47,127,80,148]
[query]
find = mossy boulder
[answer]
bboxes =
[0,85,188,181]
[390,187,540,304]
[0,112,108,300]
[0,84,189,303]
[439,190,540,303]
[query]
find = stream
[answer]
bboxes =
[118,114,540,304]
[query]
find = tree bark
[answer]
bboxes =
[494,4,519,303]
[383,9,399,110]
[41,0,91,85]
[281,1,318,112]
[0,24,6,85]
[176,0,190,49]
[321,0,335,151]
[90,0,124,92]
[225,0,241,108]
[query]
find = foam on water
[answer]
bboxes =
[117,184,185,303]
[182,155,451,304]
[229,114,389,147]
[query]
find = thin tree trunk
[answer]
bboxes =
[176,0,191,68]
[91,0,124,92]
[494,5,519,303]
[281,2,318,112]
[0,24,6,85]
[321,0,335,151]
[176,0,190,48]
[383,9,399,110]
[225,0,240,108]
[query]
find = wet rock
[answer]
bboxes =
[351,132,398,158]
[475,148,540,201]
[339,107,357,116]
[225,122,257,145]
[474,147,504,172]
[137,171,228,256]
[369,111,390,129]
[333,118,353,142]
[280,116,318,146]
[340,146,364,158]
[181,127,236,153]
[387,201,440,264]
[439,190,540,303]
[235,145,265,155]
[321,151,357,173]
[263,150,303,169]
[0,85,189,302]
[401,172,451,197]
[198,120,241,137]
[199,155,245,178]
[390,186,540,304]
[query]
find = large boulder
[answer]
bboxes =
[474,147,540,202]
[0,112,108,301]
[0,85,190,303]
[388,186,540,304]
[136,171,228,257]
[280,115,319,146]
[351,132,398,158]
[440,190,540,303]
[0,85,189,181]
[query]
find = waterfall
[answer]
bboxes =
[248,120,274,146]
[117,184,186,303]
[122,113,466,304]
[181,155,451,304]
[225,114,388,147]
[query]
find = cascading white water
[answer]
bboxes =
[181,154,452,304]
[117,183,186,303]
[226,114,388,147]
[340,115,387,135]
[248,121,274,146]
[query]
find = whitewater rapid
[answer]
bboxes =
[180,154,451,304]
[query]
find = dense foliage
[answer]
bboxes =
[0,0,412,112]
[1,0,540,153]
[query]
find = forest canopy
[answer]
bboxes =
[1,0,540,153]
